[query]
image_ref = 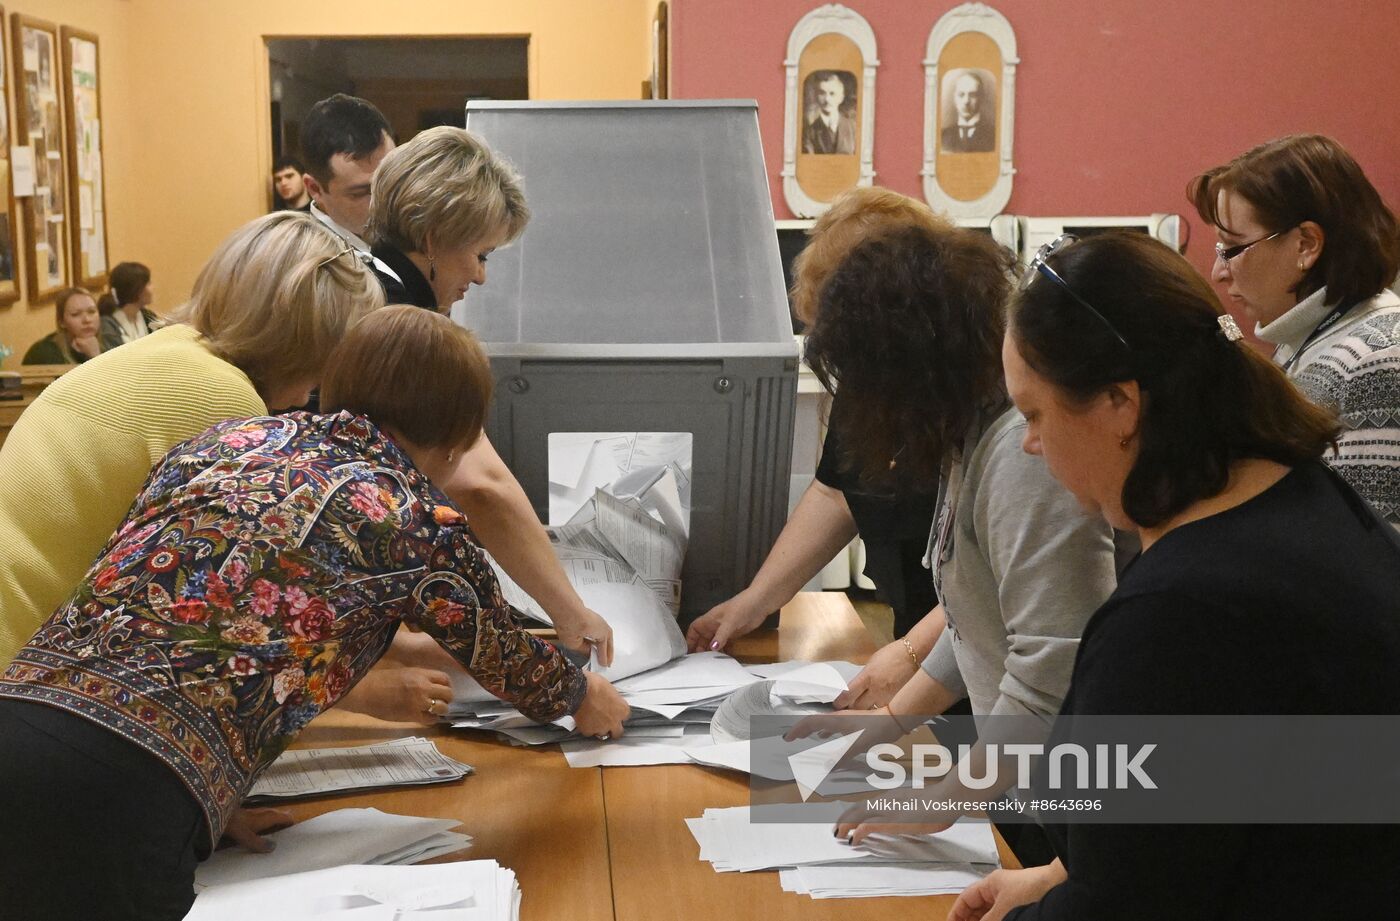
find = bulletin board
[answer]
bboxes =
[12,14,68,301]
[61,26,106,287]
[0,8,21,305]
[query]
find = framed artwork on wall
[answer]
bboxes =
[0,8,20,305]
[782,4,877,218]
[61,25,107,288]
[12,13,68,301]
[922,3,1018,219]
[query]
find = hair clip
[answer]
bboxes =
[1217,314,1244,342]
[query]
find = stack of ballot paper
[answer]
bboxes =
[187,859,519,920]
[450,654,864,769]
[686,803,999,899]
[194,809,473,891]
[247,737,473,802]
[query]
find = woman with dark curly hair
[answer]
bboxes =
[688,189,947,702]
[711,193,1121,864]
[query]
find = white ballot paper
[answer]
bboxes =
[247,737,472,801]
[686,803,1000,874]
[186,859,520,921]
[194,808,470,890]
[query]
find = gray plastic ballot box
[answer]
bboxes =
[459,100,798,620]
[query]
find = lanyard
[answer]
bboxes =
[1281,303,1350,373]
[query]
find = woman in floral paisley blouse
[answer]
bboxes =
[0,306,630,921]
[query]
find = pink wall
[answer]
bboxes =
[671,0,1400,283]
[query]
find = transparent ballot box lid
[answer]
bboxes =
[462,101,794,358]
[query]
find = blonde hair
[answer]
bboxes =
[171,211,383,400]
[791,187,950,326]
[321,305,493,451]
[366,126,530,256]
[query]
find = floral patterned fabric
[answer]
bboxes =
[0,412,586,849]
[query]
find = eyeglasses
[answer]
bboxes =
[316,244,374,270]
[1020,234,1130,351]
[1214,227,1292,264]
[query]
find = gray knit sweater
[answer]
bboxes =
[921,408,1120,726]
[1258,287,1400,527]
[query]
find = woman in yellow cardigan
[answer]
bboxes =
[0,212,379,663]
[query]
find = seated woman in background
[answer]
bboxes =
[950,232,1400,920]
[97,260,162,349]
[687,189,941,690]
[0,306,630,921]
[1189,134,1400,527]
[22,287,104,364]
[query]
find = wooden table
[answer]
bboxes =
[288,593,1017,920]
[0,365,68,450]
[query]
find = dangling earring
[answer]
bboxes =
[429,255,436,282]
[446,449,454,464]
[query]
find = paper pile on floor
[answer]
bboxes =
[686,803,998,899]
[194,808,472,891]
[186,859,519,920]
[247,737,473,802]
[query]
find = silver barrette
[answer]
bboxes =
[1217,315,1244,342]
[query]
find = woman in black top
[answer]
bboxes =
[950,231,1400,919]
[687,188,942,711]
[356,125,621,669]
[365,125,526,313]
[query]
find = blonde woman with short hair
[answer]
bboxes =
[0,211,381,663]
[361,125,618,666]
[366,124,529,313]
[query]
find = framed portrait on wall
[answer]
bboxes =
[782,4,878,218]
[61,26,108,288]
[922,3,1017,219]
[12,13,68,301]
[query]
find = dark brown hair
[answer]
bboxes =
[803,221,1012,487]
[1188,134,1400,309]
[1009,232,1340,528]
[96,261,151,316]
[320,305,493,451]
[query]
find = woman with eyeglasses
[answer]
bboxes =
[948,231,1400,921]
[1190,134,1400,528]
[715,198,1121,866]
[0,307,628,921]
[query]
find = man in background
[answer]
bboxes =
[802,71,856,155]
[271,155,310,211]
[940,71,995,153]
[301,94,396,251]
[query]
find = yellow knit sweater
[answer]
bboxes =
[0,324,266,662]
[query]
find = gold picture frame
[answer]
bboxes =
[0,8,22,305]
[12,13,69,302]
[61,25,107,288]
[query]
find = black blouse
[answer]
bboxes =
[371,244,438,310]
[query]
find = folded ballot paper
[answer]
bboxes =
[194,808,473,891]
[686,803,999,899]
[246,737,473,802]
[186,859,519,921]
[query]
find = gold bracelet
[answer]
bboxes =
[900,636,919,668]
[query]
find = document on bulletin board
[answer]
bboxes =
[10,146,34,196]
